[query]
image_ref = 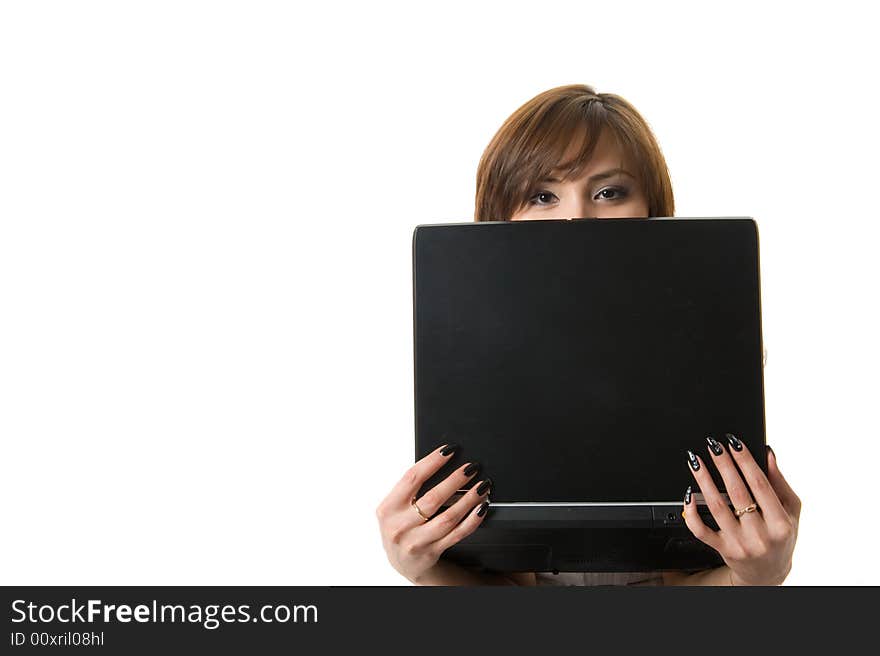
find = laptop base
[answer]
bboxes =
[440,504,725,573]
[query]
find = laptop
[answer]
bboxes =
[412,217,767,574]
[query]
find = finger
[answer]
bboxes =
[408,461,483,526]
[704,436,760,526]
[724,433,787,524]
[431,490,492,555]
[417,476,492,544]
[681,483,722,552]
[686,449,740,534]
[766,446,802,520]
[384,442,459,509]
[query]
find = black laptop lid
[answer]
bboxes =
[413,217,766,503]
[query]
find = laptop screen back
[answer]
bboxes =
[413,218,765,503]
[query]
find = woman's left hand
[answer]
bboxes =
[682,436,801,586]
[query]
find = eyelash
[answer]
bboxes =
[528,187,629,206]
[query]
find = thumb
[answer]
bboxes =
[766,446,802,520]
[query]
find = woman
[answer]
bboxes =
[376,84,801,586]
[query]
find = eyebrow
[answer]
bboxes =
[539,167,635,184]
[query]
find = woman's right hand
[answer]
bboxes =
[375,443,492,584]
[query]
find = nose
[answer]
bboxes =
[562,198,592,219]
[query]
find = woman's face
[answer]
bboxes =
[510,129,649,221]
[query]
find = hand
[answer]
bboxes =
[376,444,492,584]
[682,436,801,586]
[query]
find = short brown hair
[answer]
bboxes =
[474,84,674,221]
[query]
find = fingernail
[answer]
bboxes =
[726,433,743,452]
[440,443,458,457]
[684,485,692,505]
[463,462,480,477]
[687,450,700,471]
[706,435,723,456]
[476,478,492,496]
[766,444,774,456]
[476,501,489,517]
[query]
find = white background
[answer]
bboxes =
[1,1,877,585]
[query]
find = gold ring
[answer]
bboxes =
[734,503,758,518]
[411,496,430,522]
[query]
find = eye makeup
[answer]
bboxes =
[593,185,629,201]
[527,183,631,207]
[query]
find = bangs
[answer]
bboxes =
[508,99,642,213]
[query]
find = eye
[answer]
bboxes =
[595,186,628,201]
[528,190,558,206]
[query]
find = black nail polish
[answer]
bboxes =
[476,478,492,496]
[726,433,743,452]
[440,443,458,457]
[684,485,692,505]
[476,501,489,517]
[463,462,480,477]
[687,450,700,471]
[706,436,723,456]
[766,444,774,456]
